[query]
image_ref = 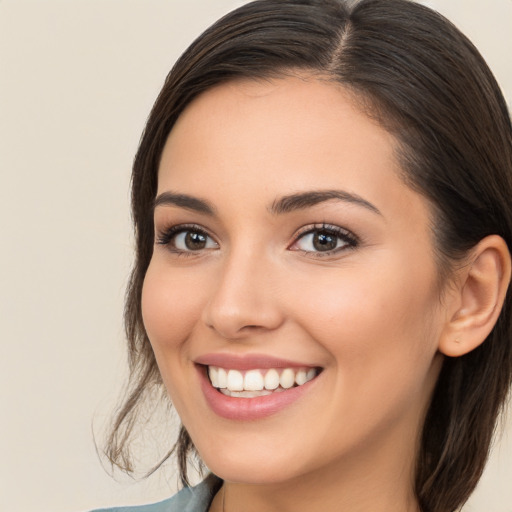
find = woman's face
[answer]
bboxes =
[142,76,446,486]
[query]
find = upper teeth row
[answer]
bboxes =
[208,366,317,392]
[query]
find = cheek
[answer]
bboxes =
[141,261,205,359]
[141,260,213,417]
[291,264,441,444]
[290,254,441,382]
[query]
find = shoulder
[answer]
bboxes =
[90,474,222,512]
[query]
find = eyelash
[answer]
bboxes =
[155,222,359,258]
[156,223,217,256]
[289,223,359,258]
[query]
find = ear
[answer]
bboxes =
[439,235,511,357]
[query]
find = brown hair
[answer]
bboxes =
[106,1,512,510]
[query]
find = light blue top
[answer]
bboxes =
[91,475,222,512]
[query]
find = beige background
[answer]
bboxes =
[1,1,511,511]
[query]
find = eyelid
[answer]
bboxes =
[154,221,358,258]
[155,223,218,250]
[289,223,359,256]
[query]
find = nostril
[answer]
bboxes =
[204,313,281,339]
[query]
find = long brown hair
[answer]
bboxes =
[106,1,512,510]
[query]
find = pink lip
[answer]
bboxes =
[194,352,316,371]
[196,363,321,421]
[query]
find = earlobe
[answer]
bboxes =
[439,235,511,357]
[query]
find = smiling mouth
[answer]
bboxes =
[207,366,321,398]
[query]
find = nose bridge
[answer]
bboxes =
[202,242,283,339]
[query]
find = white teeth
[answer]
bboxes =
[244,370,264,391]
[280,368,295,389]
[207,367,227,388]
[264,369,280,390]
[227,369,244,391]
[221,389,273,398]
[295,369,307,386]
[217,368,227,388]
[208,365,319,394]
[209,366,219,387]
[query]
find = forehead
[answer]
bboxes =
[158,76,429,227]
[166,76,395,153]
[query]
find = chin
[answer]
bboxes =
[191,429,318,486]
[206,458,300,486]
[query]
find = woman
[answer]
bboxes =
[97,0,512,511]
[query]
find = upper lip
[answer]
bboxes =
[194,353,318,371]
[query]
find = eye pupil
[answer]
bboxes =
[185,231,207,250]
[313,231,337,251]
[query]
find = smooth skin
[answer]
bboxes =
[141,75,511,512]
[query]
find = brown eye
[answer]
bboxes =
[159,227,218,252]
[183,231,209,250]
[312,231,338,251]
[290,225,358,256]
[294,229,346,253]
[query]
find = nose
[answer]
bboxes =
[201,249,285,340]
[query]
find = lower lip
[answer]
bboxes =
[197,366,319,421]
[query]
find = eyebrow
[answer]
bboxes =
[153,192,217,215]
[269,189,382,216]
[153,189,381,217]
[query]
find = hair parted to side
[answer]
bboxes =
[106,1,512,510]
